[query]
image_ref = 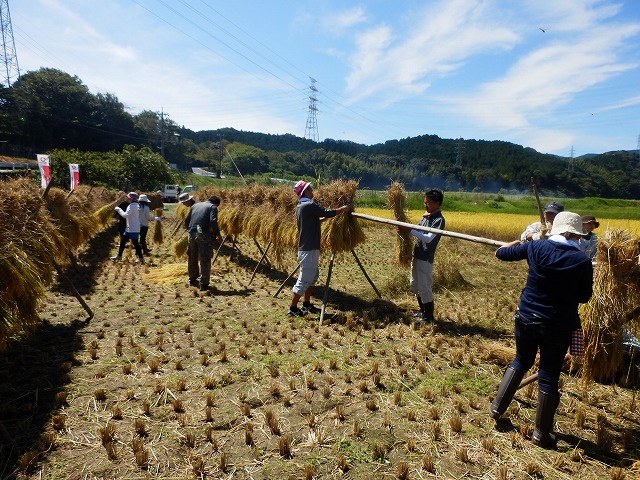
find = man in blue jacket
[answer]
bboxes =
[490,211,593,448]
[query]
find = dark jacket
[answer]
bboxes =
[496,239,593,330]
[296,199,337,251]
[184,201,220,237]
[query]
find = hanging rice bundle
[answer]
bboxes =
[45,187,99,251]
[92,195,124,229]
[580,228,640,382]
[316,180,365,253]
[145,192,163,210]
[176,202,189,222]
[386,182,413,266]
[173,235,188,258]
[153,208,164,244]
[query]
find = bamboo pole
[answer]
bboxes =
[253,238,272,267]
[274,261,301,298]
[52,260,94,321]
[249,240,272,285]
[351,249,382,299]
[517,353,571,390]
[319,253,336,326]
[351,212,507,247]
[211,235,228,267]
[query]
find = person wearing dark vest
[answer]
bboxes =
[181,193,221,291]
[287,180,352,317]
[399,189,445,324]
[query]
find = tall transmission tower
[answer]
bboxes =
[304,77,319,143]
[0,0,20,87]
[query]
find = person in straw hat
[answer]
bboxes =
[288,180,352,317]
[490,211,593,448]
[578,215,599,259]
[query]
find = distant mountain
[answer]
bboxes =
[180,127,640,198]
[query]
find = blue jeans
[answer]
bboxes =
[510,314,571,394]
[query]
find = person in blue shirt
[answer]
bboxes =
[490,211,593,448]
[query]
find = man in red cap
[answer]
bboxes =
[288,180,351,316]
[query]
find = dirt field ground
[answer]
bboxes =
[1,209,639,480]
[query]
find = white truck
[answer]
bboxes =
[158,184,180,203]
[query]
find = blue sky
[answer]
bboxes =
[10,0,640,156]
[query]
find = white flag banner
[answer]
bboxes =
[37,154,51,188]
[69,163,80,190]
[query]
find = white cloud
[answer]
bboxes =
[321,6,368,35]
[344,0,519,103]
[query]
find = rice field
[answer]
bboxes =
[358,207,640,243]
[1,182,640,479]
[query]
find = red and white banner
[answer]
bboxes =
[69,163,80,190]
[37,154,51,188]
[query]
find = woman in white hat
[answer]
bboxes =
[490,211,593,448]
[113,192,144,263]
[137,194,161,255]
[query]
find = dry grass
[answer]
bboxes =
[1,184,639,479]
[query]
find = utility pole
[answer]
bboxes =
[0,0,20,87]
[304,77,319,143]
[217,133,224,178]
[159,109,165,159]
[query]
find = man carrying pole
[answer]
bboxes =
[398,189,445,324]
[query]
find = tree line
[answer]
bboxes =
[2,67,639,198]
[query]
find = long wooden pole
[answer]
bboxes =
[273,261,301,298]
[517,354,571,390]
[319,253,336,326]
[351,212,507,248]
[249,240,272,285]
[351,249,381,299]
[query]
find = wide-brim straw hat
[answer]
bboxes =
[582,215,600,228]
[550,211,587,236]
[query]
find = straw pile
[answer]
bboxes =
[177,180,365,264]
[386,182,413,266]
[153,208,164,245]
[0,178,120,347]
[580,228,640,382]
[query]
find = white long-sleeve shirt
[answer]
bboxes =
[115,203,141,233]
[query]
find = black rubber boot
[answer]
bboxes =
[422,302,435,322]
[532,390,559,448]
[490,367,524,420]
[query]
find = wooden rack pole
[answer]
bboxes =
[351,249,381,299]
[351,212,507,248]
[249,240,272,285]
[273,261,301,298]
[319,253,336,326]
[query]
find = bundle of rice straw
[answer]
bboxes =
[45,187,99,251]
[174,180,365,263]
[386,181,413,266]
[580,228,640,382]
[152,208,163,244]
[92,193,126,229]
[173,235,188,258]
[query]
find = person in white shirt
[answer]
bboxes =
[112,192,144,263]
